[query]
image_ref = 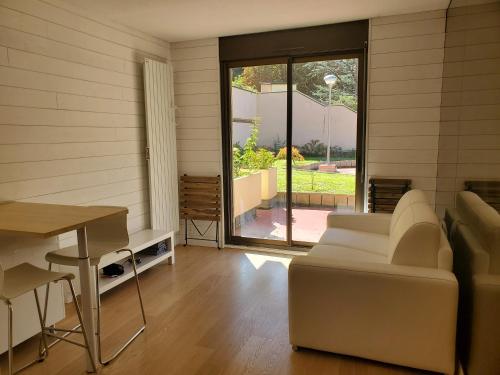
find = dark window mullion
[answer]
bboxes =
[286,58,293,246]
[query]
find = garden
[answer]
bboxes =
[233,122,356,196]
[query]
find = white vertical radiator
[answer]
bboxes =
[143,59,179,232]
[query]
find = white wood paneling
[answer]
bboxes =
[367,10,446,208]
[171,38,222,246]
[0,0,169,353]
[436,1,500,215]
[143,59,179,232]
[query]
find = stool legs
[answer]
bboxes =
[4,297,47,375]
[96,250,146,365]
[42,264,81,353]
[66,279,97,373]
[33,289,49,361]
[3,280,95,375]
[39,250,147,367]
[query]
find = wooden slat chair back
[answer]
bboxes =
[180,175,221,248]
[465,180,500,212]
[368,178,412,213]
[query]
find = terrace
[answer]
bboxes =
[231,81,357,243]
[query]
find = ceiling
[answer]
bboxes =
[60,0,449,42]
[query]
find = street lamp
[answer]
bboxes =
[323,74,337,164]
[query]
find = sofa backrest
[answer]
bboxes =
[388,190,451,270]
[390,189,428,235]
[456,191,500,274]
[389,201,442,268]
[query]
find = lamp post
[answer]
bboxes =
[323,74,337,164]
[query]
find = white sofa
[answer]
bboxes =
[445,191,500,375]
[289,190,458,374]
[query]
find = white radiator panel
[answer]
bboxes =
[143,59,179,232]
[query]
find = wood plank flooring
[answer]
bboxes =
[0,246,435,374]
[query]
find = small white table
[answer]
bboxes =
[0,201,128,372]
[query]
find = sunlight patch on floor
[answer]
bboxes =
[245,252,292,270]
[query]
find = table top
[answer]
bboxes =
[0,202,128,238]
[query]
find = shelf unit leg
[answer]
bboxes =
[168,235,175,265]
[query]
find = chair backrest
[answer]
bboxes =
[85,207,129,259]
[456,191,500,274]
[388,190,450,270]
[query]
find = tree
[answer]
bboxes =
[300,59,358,111]
[238,65,287,92]
[231,59,359,111]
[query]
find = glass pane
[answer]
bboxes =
[291,58,359,243]
[230,64,288,241]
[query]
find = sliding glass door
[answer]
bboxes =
[291,56,360,244]
[229,62,288,242]
[222,52,366,248]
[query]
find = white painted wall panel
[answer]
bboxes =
[171,38,222,246]
[367,10,446,207]
[437,1,500,215]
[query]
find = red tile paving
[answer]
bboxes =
[234,206,350,243]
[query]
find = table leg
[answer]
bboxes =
[77,227,98,372]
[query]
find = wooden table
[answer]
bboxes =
[0,202,128,372]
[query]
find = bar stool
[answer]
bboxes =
[43,208,146,365]
[0,262,96,375]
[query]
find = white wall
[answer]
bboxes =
[232,87,257,120]
[0,0,170,351]
[367,10,447,207]
[256,91,287,147]
[231,88,357,150]
[171,38,222,245]
[436,0,500,215]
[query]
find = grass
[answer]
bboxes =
[235,158,355,195]
[275,159,355,195]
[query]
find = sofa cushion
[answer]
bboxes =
[319,228,389,256]
[389,202,441,268]
[309,244,388,264]
[390,189,429,236]
[457,191,500,274]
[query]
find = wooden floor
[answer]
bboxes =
[0,246,436,375]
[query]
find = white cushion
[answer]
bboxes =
[309,244,388,264]
[319,228,389,256]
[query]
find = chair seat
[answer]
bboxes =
[309,244,389,264]
[1,263,74,300]
[319,227,389,256]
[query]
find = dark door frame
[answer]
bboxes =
[220,48,368,249]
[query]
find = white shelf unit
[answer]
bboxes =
[98,229,175,294]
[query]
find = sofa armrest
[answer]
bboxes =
[289,255,458,374]
[327,212,391,235]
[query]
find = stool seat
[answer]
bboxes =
[1,263,74,301]
[45,245,101,267]
[45,240,126,267]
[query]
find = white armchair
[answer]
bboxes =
[289,190,458,375]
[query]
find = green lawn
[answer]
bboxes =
[275,159,355,195]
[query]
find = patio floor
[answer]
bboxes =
[234,206,350,243]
